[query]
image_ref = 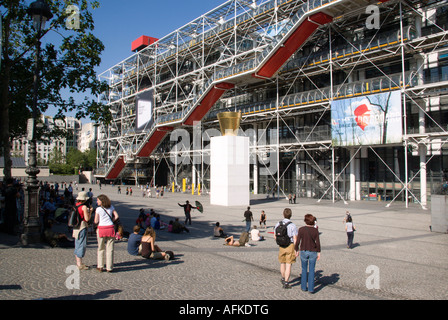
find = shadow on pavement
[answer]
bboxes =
[46,289,122,300]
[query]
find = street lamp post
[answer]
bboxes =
[21,0,53,245]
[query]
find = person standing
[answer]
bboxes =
[244,206,253,233]
[86,188,93,206]
[68,184,73,203]
[295,214,321,294]
[274,208,298,289]
[73,192,93,270]
[178,200,196,225]
[94,194,119,272]
[345,214,356,249]
[259,210,267,229]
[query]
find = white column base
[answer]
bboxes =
[210,136,250,206]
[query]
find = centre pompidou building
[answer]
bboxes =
[95,0,448,208]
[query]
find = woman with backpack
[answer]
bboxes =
[73,192,93,270]
[94,194,119,272]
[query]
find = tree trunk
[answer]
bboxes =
[1,6,12,181]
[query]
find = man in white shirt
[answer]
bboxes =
[274,208,298,289]
[250,225,264,241]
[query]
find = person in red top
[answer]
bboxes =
[73,192,93,270]
[295,214,321,294]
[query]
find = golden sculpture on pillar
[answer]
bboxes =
[217,111,242,136]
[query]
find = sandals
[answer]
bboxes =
[77,264,90,270]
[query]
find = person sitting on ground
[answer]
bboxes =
[127,225,143,256]
[54,204,69,223]
[140,227,171,260]
[250,225,264,241]
[43,219,73,248]
[41,197,57,218]
[136,208,148,229]
[172,218,189,233]
[115,225,128,241]
[224,232,250,247]
[150,213,161,230]
[214,222,227,238]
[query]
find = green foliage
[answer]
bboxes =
[48,147,97,174]
[1,0,110,179]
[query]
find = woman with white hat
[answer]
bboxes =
[73,191,93,270]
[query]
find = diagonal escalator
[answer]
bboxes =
[104,0,391,180]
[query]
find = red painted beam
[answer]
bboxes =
[184,82,234,125]
[106,156,125,180]
[132,35,158,52]
[137,126,174,158]
[254,12,333,79]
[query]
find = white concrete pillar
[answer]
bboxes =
[253,123,258,195]
[210,135,250,206]
[350,148,356,201]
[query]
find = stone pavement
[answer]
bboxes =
[0,183,447,302]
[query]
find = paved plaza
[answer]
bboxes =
[0,183,447,302]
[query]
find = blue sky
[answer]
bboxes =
[92,0,225,73]
[46,0,226,121]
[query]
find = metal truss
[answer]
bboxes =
[96,0,448,208]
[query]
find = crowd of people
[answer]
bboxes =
[1,177,360,294]
[117,184,168,199]
[0,178,85,237]
[210,205,357,293]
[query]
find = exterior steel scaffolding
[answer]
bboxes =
[96,0,448,208]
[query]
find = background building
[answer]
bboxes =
[79,122,98,152]
[11,115,82,165]
[95,0,448,208]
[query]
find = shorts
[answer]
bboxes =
[278,243,296,264]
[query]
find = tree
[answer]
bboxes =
[84,147,97,170]
[65,147,84,173]
[48,146,71,174]
[1,0,111,180]
[47,146,97,175]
